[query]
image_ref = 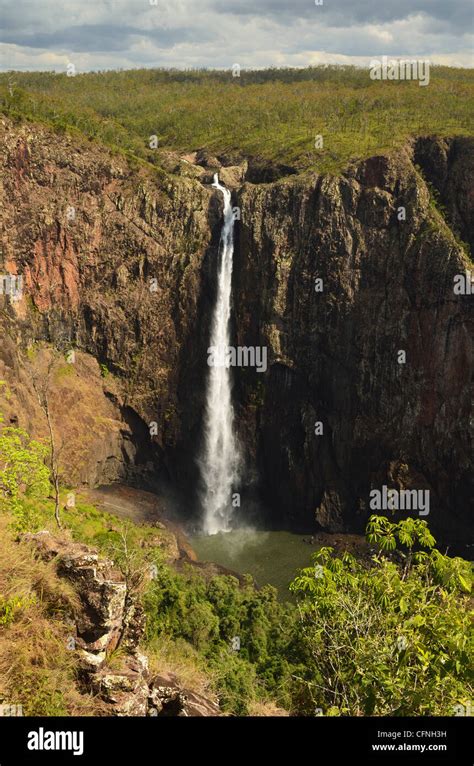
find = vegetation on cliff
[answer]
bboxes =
[1,66,473,174]
[0,414,472,716]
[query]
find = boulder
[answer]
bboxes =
[148,672,221,717]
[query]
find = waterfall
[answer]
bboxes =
[199,173,241,535]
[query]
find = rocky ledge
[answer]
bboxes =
[23,531,220,717]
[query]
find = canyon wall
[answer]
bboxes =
[234,139,473,543]
[0,117,219,497]
[0,118,472,545]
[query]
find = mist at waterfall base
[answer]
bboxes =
[197,174,242,536]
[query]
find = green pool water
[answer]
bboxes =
[189,528,317,599]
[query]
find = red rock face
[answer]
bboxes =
[24,224,80,312]
[0,118,472,550]
[0,117,218,493]
[12,137,31,189]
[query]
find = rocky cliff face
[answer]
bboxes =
[234,139,473,544]
[0,117,221,495]
[0,118,472,546]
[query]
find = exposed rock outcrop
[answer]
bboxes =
[23,531,221,716]
[148,671,221,716]
[23,532,135,665]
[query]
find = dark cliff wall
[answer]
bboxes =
[0,118,472,544]
[234,142,473,544]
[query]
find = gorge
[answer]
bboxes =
[0,117,472,555]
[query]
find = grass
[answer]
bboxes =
[1,66,473,175]
[0,492,184,715]
[0,514,104,715]
[20,491,177,563]
[146,634,215,697]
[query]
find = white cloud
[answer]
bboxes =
[0,0,472,71]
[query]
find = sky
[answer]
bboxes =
[0,0,473,72]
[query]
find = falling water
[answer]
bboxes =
[199,173,241,535]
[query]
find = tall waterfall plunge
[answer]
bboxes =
[199,174,241,535]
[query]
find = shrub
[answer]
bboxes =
[143,564,297,713]
[289,515,473,715]
[0,417,50,532]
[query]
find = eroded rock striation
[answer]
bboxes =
[1,118,472,547]
[234,141,473,544]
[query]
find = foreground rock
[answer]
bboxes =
[148,672,221,717]
[24,531,221,717]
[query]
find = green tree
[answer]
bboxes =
[289,515,473,716]
[30,354,65,529]
[0,413,50,532]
